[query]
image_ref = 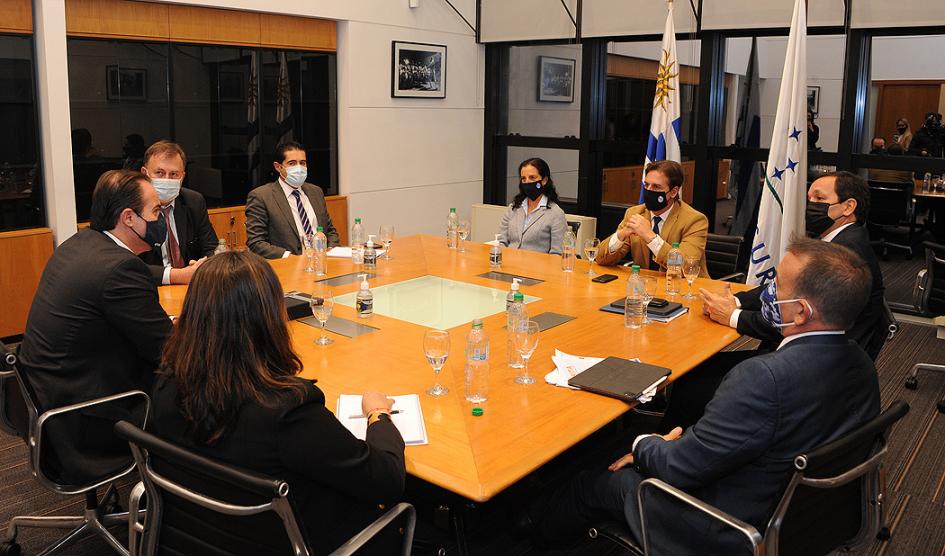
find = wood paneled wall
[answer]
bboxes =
[0,228,54,338]
[601,160,732,207]
[64,0,336,51]
[0,0,32,34]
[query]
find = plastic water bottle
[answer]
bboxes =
[213,238,228,255]
[490,234,502,269]
[313,226,328,277]
[447,208,459,249]
[625,265,645,329]
[350,218,365,265]
[507,291,527,369]
[924,172,932,192]
[561,228,576,272]
[355,273,373,318]
[465,319,489,403]
[665,242,683,297]
[363,234,377,270]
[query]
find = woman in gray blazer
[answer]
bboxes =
[498,158,568,255]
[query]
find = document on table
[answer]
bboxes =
[336,394,428,446]
[544,350,657,403]
[327,246,385,258]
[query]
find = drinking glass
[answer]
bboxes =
[302,233,316,273]
[583,238,600,277]
[309,284,334,345]
[683,256,701,300]
[512,320,540,385]
[379,225,395,260]
[641,276,656,325]
[456,220,471,253]
[424,329,450,396]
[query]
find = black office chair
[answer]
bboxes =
[0,344,25,438]
[589,401,910,555]
[867,186,915,258]
[705,233,746,282]
[904,241,945,412]
[113,421,416,556]
[0,341,147,556]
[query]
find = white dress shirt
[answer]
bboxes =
[103,230,133,252]
[607,200,676,255]
[279,177,318,258]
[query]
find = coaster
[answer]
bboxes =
[477,271,544,286]
[530,312,576,332]
[298,316,379,338]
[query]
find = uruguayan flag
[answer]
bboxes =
[641,1,682,202]
[747,0,807,285]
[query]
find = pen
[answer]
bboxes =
[348,410,402,419]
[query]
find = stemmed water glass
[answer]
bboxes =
[456,220,471,253]
[641,276,656,325]
[512,320,540,385]
[303,232,316,273]
[583,238,600,277]
[682,256,701,300]
[424,329,450,396]
[309,284,334,345]
[379,225,395,260]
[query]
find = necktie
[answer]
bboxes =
[649,216,662,271]
[291,190,314,236]
[161,205,184,268]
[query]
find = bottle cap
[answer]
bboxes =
[513,292,524,301]
[450,208,456,212]
[472,407,483,416]
[355,218,361,223]
[631,265,641,272]
[672,242,680,248]
[471,318,483,328]
[317,226,324,232]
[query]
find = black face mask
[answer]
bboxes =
[805,201,839,238]
[132,211,168,248]
[519,180,543,201]
[642,187,671,212]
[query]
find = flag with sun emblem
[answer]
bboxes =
[747,0,807,286]
[641,0,682,203]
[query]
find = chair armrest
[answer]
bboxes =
[913,269,928,314]
[638,478,764,556]
[129,481,146,556]
[329,502,416,556]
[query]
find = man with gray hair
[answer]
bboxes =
[528,238,881,554]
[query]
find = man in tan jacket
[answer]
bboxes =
[595,160,709,276]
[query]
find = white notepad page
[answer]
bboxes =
[336,394,428,446]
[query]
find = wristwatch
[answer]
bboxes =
[367,410,391,426]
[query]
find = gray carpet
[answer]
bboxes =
[2,322,945,555]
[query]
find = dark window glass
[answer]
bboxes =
[0,34,43,231]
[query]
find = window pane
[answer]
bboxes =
[0,34,43,231]
[508,44,582,138]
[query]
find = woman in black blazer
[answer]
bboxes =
[149,250,405,554]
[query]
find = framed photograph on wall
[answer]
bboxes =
[106,66,147,101]
[392,41,447,98]
[807,85,820,115]
[538,56,576,103]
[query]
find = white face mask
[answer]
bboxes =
[151,178,181,204]
[283,166,307,188]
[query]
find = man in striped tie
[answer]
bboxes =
[246,141,340,259]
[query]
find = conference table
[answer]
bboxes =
[157,235,743,503]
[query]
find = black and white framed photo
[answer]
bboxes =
[391,41,447,99]
[106,66,147,102]
[807,85,820,115]
[538,56,575,103]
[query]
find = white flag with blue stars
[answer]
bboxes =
[747,0,807,286]
[641,0,681,202]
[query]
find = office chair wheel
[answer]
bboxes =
[0,541,21,556]
[937,400,945,414]
[877,526,891,541]
[904,377,918,390]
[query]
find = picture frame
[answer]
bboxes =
[807,85,820,115]
[106,66,147,102]
[391,41,447,99]
[538,56,576,103]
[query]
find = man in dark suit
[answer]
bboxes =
[139,141,218,285]
[530,238,880,553]
[245,140,340,259]
[17,169,172,483]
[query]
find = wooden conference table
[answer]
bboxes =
[157,235,742,502]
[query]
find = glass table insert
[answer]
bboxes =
[335,275,541,330]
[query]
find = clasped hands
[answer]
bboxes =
[615,214,656,244]
[699,283,737,326]
[609,427,683,471]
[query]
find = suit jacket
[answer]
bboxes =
[498,200,568,255]
[140,187,218,285]
[149,376,406,554]
[633,334,880,553]
[246,181,340,259]
[17,229,171,484]
[735,224,890,359]
[595,200,709,276]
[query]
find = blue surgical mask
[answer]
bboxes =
[283,166,307,188]
[759,279,812,329]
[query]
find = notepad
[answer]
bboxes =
[336,394,428,446]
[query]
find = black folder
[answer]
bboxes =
[567,357,671,403]
[609,298,684,317]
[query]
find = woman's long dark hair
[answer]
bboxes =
[512,157,560,209]
[158,250,306,446]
